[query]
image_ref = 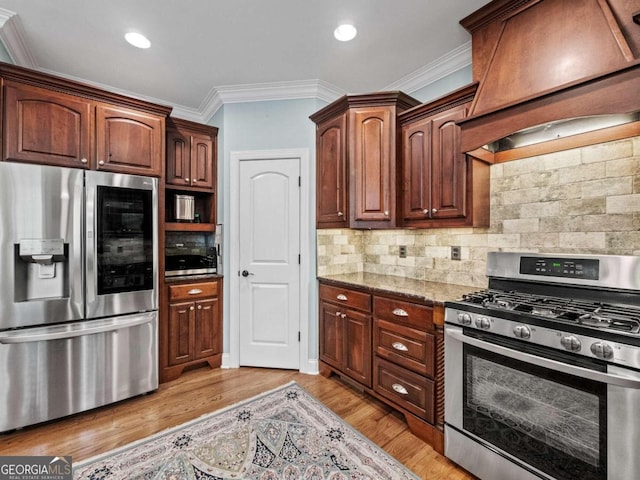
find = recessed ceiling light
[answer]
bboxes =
[334,24,357,42]
[125,32,151,49]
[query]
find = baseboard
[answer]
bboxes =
[299,358,319,375]
[221,353,238,369]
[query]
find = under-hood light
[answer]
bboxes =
[485,112,640,153]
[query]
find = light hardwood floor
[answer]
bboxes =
[0,366,475,479]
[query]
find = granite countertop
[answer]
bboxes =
[318,272,477,305]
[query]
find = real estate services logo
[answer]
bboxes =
[0,456,71,480]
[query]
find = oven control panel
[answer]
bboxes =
[520,256,599,280]
[445,307,640,370]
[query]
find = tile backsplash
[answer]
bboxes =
[317,135,640,288]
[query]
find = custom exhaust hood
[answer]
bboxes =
[457,0,640,162]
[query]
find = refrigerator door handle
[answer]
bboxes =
[0,313,156,344]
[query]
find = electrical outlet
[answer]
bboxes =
[399,245,407,258]
[451,246,461,260]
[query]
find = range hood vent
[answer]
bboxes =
[458,0,640,159]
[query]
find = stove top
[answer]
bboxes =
[460,289,640,334]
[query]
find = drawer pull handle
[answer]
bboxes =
[188,288,203,295]
[392,342,409,352]
[392,384,409,395]
[392,308,408,317]
[336,294,348,301]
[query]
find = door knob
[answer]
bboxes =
[241,270,254,277]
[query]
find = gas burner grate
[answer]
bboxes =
[460,289,640,334]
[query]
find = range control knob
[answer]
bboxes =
[590,341,614,360]
[513,325,531,339]
[561,335,582,352]
[475,316,491,330]
[457,312,472,325]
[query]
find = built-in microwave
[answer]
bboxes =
[165,231,217,277]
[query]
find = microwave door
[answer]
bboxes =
[85,171,158,319]
[0,163,84,329]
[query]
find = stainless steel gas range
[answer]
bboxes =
[444,252,640,480]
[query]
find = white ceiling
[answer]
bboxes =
[0,0,490,122]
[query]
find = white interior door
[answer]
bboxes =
[238,157,300,368]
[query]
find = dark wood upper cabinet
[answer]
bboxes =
[399,84,489,228]
[95,105,163,176]
[0,62,171,175]
[311,92,420,229]
[3,80,92,169]
[315,113,348,228]
[166,118,217,191]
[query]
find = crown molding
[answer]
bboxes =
[383,41,472,93]
[0,8,37,69]
[215,79,345,104]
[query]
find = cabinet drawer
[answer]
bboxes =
[319,284,371,312]
[374,296,433,330]
[374,357,434,424]
[374,319,435,378]
[169,281,218,301]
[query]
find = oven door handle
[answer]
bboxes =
[446,326,640,389]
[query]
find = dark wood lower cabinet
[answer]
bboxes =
[318,279,445,454]
[162,278,222,382]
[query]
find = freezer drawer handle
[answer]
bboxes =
[392,308,409,317]
[188,288,203,295]
[0,313,155,344]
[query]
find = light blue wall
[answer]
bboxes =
[213,98,327,365]
[409,65,473,103]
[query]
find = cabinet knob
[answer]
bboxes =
[337,211,344,217]
[422,209,429,215]
[189,306,195,311]
[335,311,341,317]
[185,178,190,182]
[193,179,198,183]
[392,383,409,395]
[98,160,105,166]
[384,211,389,216]
[197,305,202,310]
[81,158,88,164]
[432,208,438,214]
[341,313,346,319]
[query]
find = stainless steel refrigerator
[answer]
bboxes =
[0,161,158,431]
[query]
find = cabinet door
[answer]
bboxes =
[431,104,468,220]
[401,117,432,222]
[194,297,219,359]
[319,301,343,369]
[190,133,214,189]
[166,129,191,187]
[350,106,394,228]
[95,105,163,176]
[3,81,92,168]
[343,308,372,388]
[316,114,348,227]
[168,301,195,366]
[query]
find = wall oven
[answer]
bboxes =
[444,252,640,480]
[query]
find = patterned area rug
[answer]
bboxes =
[73,382,420,480]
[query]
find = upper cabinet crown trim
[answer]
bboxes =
[0,61,173,117]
